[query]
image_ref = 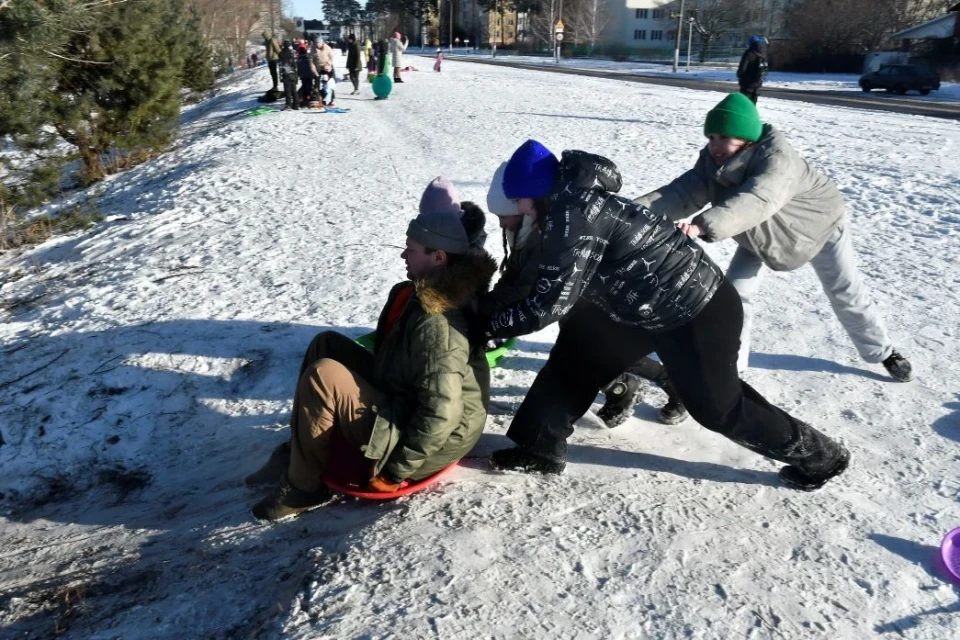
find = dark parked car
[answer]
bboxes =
[859,64,941,95]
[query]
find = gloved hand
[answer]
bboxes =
[466,308,491,346]
[367,475,402,492]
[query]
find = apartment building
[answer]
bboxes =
[610,0,676,50]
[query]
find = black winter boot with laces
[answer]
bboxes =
[490,446,566,475]
[658,397,689,425]
[779,444,850,491]
[597,373,642,428]
[252,477,334,521]
[882,350,914,382]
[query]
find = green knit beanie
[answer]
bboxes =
[704,93,763,142]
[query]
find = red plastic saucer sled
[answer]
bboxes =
[322,430,458,500]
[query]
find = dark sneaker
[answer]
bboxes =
[779,445,850,491]
[882,350,913,382]
[597,374,642,428]
[658,398,689,425]
[244,442,291,486]
[490,446,566,474]
[252,479,334,521]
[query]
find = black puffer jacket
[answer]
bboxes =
[737,42,767,91]
[279,46,298,80]
[346,40,362,71]
[487,151,723,337]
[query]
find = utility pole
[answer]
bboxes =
[686,17,694,71]
[672,0,685,73]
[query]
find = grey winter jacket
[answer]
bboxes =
[634,125,845,271]
[389,36,407,68]
[486,150,723,337]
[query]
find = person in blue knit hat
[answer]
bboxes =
[485,154,689,428]
[478,139,850,492]
[501,140,559,199]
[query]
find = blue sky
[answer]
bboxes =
[290,0,323,20]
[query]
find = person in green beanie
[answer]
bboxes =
[634,92,913,383]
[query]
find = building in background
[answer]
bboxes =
[607,1,676,52]
[294,18,329,42]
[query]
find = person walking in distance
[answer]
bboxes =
[346,34,363,94]
[737,35,768,104]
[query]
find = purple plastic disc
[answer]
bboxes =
[941,528,960,584]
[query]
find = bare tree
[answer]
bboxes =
[527,0,560,47]
[568,0,613,48]
[192,0,273,64]
[773,0,954,70]
[682,0,758,60]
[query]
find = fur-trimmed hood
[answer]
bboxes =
[415,249,497,315]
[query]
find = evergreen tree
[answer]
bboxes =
[49,0,191,181]
[0,0,90,206]
[1,0,216,196]
[181,5,216,92]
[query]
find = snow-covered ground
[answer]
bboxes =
[2,57,959,638]
[435,51,960,102]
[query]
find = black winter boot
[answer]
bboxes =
[490,446,566,474]
[658,397,689,425]
[244,442,291,486]
[779,444,850,491]
[882,350,913,382]
[597,373,642,428]
[252,477,334,521]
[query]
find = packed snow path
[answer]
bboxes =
[1,58,959,639]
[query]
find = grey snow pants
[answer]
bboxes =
[727,224,892,371]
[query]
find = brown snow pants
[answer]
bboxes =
[286,332,385,492]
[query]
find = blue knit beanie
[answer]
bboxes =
[502,139,559,199]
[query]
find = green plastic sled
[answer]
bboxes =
[355,332,515,369]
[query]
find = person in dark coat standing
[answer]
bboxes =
[737,35,768,104]
[479,139,850,492]
[296,43,319,105]
[346,34,363,94]
[278,41,299,110]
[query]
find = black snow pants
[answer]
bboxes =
[739,84,759,104]
[268,60,279,90]
[506,279,841,475]
[283,77,298,109]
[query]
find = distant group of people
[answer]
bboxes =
[262,31,341,110]
[245,83,914,520]
[261,30,415,107]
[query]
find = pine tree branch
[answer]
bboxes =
[43,49,112,65]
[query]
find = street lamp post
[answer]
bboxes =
[672,0,685,73]
[686,17,695,71]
